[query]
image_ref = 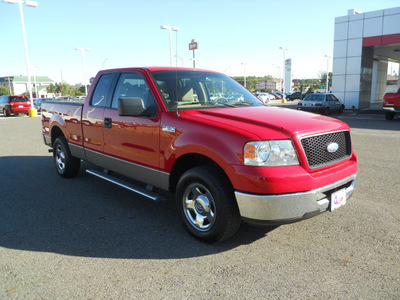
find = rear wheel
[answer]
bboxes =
[385,111,395,120]
[53,136,81,178]
[323,107,330,115]
[176,166,241,243]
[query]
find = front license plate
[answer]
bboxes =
[330,188,346,211]
[19,105,23,108]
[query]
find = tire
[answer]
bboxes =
[385,111,395,120]
[53,136,81,178]
[176,166,241,243]
[323,107,330,115]
[338,105,344,114]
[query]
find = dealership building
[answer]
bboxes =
[332,7,400,109]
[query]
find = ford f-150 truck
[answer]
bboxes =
[42,67,358,242]
[383,87,400,120]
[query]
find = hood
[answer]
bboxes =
[186,106,348,140]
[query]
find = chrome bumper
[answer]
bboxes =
[383,106,400,112]
[235,174,357,224]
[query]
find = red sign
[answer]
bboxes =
[189,39,198,50]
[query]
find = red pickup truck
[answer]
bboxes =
[383,87,400,120]
[42,67,358,242]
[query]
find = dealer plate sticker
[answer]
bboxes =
[331,188,346,211]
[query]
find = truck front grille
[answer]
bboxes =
[300,131,352,169]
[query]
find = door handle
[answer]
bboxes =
[104,117,112,128]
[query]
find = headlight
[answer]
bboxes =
[244,140,299,166]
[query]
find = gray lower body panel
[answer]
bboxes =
[83,148,169,191]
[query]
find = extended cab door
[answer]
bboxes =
[82,73,116,154]
[101,72,163,188]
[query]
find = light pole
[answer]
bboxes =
[324,55,331,92]
[273,64,282,92]
[30,64,40,98]
[3,0,38,116]
[242,63,247,88]
[279,46,289,100]
[75,47,91,95]
[160,25,179,66]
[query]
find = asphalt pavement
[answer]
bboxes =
[0,112,399,299]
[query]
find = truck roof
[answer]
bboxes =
[99,66,221,74]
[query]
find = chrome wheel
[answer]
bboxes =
[55,144,66,172]
[182,183,216,232]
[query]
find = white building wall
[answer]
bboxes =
[332,7,400,109]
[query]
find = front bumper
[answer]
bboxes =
[383,106,400,112]
[235,173,356,224]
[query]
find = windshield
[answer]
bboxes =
[150,70,263,111]
[304,94,325,101]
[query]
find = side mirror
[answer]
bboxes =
[118,97,155,118]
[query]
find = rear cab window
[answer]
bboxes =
[90,73,115,107]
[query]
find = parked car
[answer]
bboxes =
[383,87,400,120]
[0,95,31,116]
[273,93,282,99]
[286,92,305,101]
[253,92,271,104]
[297,93,344,115]
[34,98,54,112]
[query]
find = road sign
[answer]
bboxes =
[189,39,198,50]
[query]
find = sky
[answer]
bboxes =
[1,0,399,85]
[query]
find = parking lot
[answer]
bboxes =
[0,112,399,299]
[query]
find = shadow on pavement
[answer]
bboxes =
[0,156,276,259]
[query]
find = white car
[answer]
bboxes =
[253,92,271,104]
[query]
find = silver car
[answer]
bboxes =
[297,93,344,115]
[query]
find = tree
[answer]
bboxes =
[318,71,332,90]
[0,86,10,96]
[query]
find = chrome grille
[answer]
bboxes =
[301,131,352,169]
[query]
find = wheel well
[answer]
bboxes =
[51,126,65,146]
[169,154,230,193]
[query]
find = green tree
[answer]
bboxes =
[0,86,10,96]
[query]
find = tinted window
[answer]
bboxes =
[111,73,156,110]
[10,96,29,102]
[90,73,114,107]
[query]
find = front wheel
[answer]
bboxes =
[385,111,395,120]
[53,136,81,178]
[176,166,241,243]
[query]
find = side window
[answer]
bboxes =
[111,73,156,110]
[90,73,114,107]
[331,95,339,102]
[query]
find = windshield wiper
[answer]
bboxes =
[230,101,254,106]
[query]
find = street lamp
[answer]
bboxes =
[324,55,331,92]
[241,63,247,88]
[75,47,91,95]
[3,0,38,116]
[279,46,289,100]
[160,25,180,66]
[30,64,40,98]
[273,64,282,92]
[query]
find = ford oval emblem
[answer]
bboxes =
[327,142,339,153]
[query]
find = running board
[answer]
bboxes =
[86,169,167,202]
